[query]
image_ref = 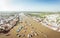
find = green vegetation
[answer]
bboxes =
[28,12,60,18]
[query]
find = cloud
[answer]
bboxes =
[0,0,60,12]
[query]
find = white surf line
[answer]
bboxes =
[40,21,60,32]
[40,22,57,31]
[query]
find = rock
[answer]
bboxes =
[5,34,10,36]
[16,34,21,37]
[27,34,31,38]
[31,31,38,36]
[34,33,38,36]
[34,32,38,36]
[16,25,23,32]
[16,29,21,32]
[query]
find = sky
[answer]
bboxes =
[0,0,60,12]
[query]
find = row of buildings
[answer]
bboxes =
[0,14,19,33]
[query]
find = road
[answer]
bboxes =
[0,14,60,38]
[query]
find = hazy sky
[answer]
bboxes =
[0,0,60,12]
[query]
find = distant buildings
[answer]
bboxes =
[0,14,19,32]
